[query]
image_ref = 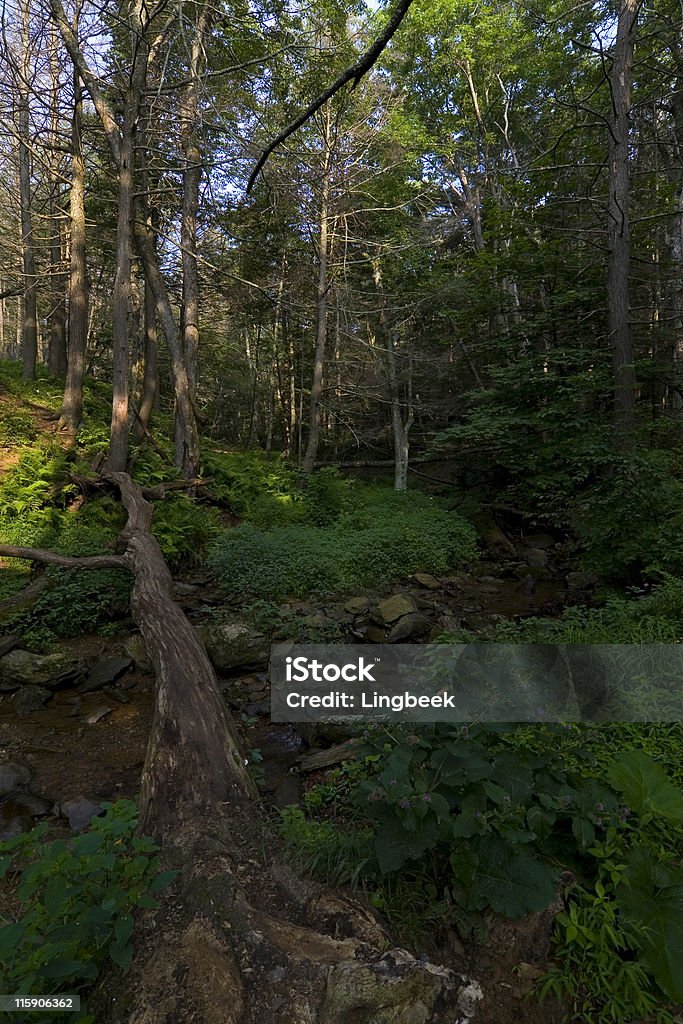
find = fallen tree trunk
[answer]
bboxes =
[0,472,480,1024]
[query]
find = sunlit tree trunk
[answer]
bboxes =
[59,48,88,433]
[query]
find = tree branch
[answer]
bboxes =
[246,0,414,193]
[0,545,127,570]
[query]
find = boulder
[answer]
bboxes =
[123,635,153,673]
[0,761,33,796]
[388,613,434,642]
[79,656,133,693]
[61,796,104,832]
[412,572,441,590]
[204,619,269,673]
[13,685,52,716]
[374,594,417,625]
[524,548,548,569]
[344,597,369,615]
[0,649,84,692]
[523,532,556,550]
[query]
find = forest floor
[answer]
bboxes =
[0,550,573,1024]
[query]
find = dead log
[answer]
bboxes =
[0,472,481,1024]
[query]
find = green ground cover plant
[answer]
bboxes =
[0,800,175,1023]
[281,725,683,1023]
[208,484,477,598]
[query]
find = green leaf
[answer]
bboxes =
[619,846,683,1000]
[374,817,440,873]
[571,815,595,852]
[474,838,558,918]
[606,751,683,822]
[147,870,177,894]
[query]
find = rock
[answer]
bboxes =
[344,597,369,615]
[61,796,103,831]
[0,649,84,691]
[204,619,269,672]
[123,635,152,673]
[388,613,434,642]
[412,572,441,590]
[0,761,33,797]
[479,520,515,557]
[364,625,387,644]
[303,612,327,628]
[0,815,33,840]
[1,793,52,817]
[523,532,556,550]
[517,575,536,598]
[79,656,133,693]
[13,685,52,716]
[86,705,113,725]
[524,547,548,569]
[567,571,598,592]
[374,594,417,625]
[0,635,20,659]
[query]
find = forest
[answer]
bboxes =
[2,0,683,1020]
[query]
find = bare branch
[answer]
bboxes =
[0,544,127,570]
[246,0,414,193]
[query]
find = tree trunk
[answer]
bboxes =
[18,0,38,381]
[302,106,333,476]
[175,7,210,464]
[59,56,88,433]
[0,474,479,1024]
[136,276,159,432]
[47,22,67,377]
[608,0,639,446]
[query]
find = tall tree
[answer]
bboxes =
[608,0,640,445]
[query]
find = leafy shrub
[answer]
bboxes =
[0,800,175,1021]
[208,490,476,598]
[282,725,683,1021]
[571,448,683,583]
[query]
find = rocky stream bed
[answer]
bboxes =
[0,522,594,1024]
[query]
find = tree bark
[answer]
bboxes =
[176,6,211,460]
[47,22,67,377]
[18,0,38,380]
[302,106,333,475]
[608,0,639,446]
[59,50,88,433]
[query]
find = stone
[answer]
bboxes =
[61,796,103,832]
[364,625,387,644]
[412,572,441,590]
[344,597,369,615]
[13,685,52,716]
[79,656,133,693]
[204,619,270,672]
[388,613,434,642]
[0,649,83,691]
[86,705,113,725]
[374,594,417,625]
[523,532,556,549]
[524,547,547,568]
[123,635,153,673]
[0,761,33,797]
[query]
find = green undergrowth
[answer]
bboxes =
[208,480,477,599]
[281,723,683,1022]
[0,800,175,1023]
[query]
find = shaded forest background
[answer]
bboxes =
[1,0,682,551]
